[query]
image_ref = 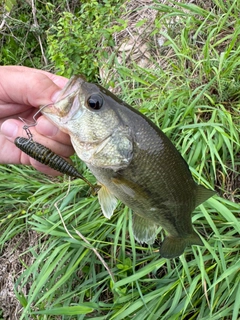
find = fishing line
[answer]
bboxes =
[18,103,54,140]
[15,103,100,195]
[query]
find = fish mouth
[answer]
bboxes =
[42,76,85,123]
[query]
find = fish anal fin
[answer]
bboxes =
[160,231,203,259]
[132,213,158,245]
[98,184,118,219]
[195,184,216,208]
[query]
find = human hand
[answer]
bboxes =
[0,65,74,175]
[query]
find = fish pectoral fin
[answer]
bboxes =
[111,177,136,198]
[132,213,158,245]
[98,184,118,219]
[195,184,216,207]
[111,175,150,199]
[160,231,203,259]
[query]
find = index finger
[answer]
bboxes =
[0,66,68,107]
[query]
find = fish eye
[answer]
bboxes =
[87,94,103,110]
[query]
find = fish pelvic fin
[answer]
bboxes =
[195,184,216,208]
[98,184,118,219]
[160,231,203,259]
[132,213,158,245]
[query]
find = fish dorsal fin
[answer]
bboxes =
[98,184,118,219]
[195,184,216,208]
[132,213,158,245]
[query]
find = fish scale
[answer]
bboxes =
[42,75,216,259]
[89,113,196,234]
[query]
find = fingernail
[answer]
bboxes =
[1,120,18,138]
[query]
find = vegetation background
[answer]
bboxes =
[0,0,239,319]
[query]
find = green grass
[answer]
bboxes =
[0,0,240,319]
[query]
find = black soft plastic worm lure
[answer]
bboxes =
[14,137,99,194]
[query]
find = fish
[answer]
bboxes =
[42,75,215,259]
[14,136,99,194]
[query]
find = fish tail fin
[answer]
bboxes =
[160,231,203,259]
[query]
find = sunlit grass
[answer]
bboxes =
[0,0,240,319]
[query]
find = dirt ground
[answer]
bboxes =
[0,231,39,319]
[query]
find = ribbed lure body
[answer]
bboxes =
[15,137,83,178]
[14,137,99,195]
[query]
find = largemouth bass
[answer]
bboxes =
[42,76,215,258]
